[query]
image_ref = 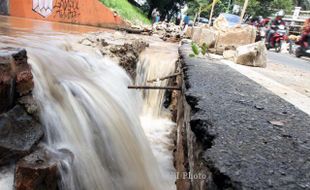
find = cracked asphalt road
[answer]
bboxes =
[180,44,310,190]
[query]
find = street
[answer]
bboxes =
[268,51,310,71]
[222,51,310,115]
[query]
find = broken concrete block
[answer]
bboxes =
[0,47,33,113]
[15,147,73,190]
[223,50,236,60]
[197,28,218,48]
[0,105,43,166]
[191,27,202,43]
[215,26,256,50]
[234,41,267,67]
[184,27,192,38]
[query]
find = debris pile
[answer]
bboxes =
[190,15,266,67]
[153,22,182,42]
[122,22,183,43]
[79,34,149,79]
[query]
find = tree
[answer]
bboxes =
[235,0,293,18]
[294,0,310,10]
[145,0,188,20]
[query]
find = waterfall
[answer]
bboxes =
[136,46,179,190]
[0,33,178,190]
[0,35,167,190]
[29,40,166,190]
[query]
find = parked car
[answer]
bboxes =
[198,17,209,24]
[219,13,241,27]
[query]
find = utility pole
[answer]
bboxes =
[227,0,232,13]
[209,0,217,26]
[239,0,249,24]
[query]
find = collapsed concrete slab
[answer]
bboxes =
[178,44,310,190]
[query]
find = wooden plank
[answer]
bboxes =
[147,72,182,83]
[128,85,182,91]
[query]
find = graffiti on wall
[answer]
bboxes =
[32,0,54,18]
[53,0,80,22]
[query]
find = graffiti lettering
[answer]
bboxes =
[53,0,80,22]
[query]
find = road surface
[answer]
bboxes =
[221,51,310,115]
[267,51,310,71]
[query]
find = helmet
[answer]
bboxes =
[276,10,285,17]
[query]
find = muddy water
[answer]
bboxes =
[0,16,178,189]
[137,45,179,190]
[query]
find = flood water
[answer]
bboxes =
[0,16,178,190]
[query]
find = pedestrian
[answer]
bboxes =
[156,10,160,23]
[176,12,181,26]
[183,14,190,30]
[152,8,158,25]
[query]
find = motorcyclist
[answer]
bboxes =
[266,10,286,45]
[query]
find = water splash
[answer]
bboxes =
[28,40,165,190]
[136,46,179,190]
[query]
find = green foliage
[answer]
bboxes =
[146,0,188,19]
[99,0,150,24]
[235,0,293,17]
[201,43,209,56]
[294,0,310,10]
[190,42,209,57]
[191,42,200,55]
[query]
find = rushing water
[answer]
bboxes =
[0,16,178,190]
[137,47,179,190]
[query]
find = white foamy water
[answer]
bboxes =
[0,167,14,190]
[0,34,173,190]
[0,27,178,189]
[136,47,179,190]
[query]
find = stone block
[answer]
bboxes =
[0,105,43,166]
[234,41,267,67]
[0,48,33,113]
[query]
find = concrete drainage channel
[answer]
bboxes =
[175,43,310,190]
[1,31,310,190]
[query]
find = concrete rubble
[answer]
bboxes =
[79,34,149,79]
[0,48,34,113]
[234,41,267,67]
[15,147,73,190]
[188,15,268,68]
[0,105,43,166]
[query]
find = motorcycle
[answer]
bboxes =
[295,46,310,58]
[295,34,310,58]
[266,25,288,53]
[255,18,270,42]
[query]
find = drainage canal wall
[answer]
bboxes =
[0,0,126,28]
[176,43,310,190]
